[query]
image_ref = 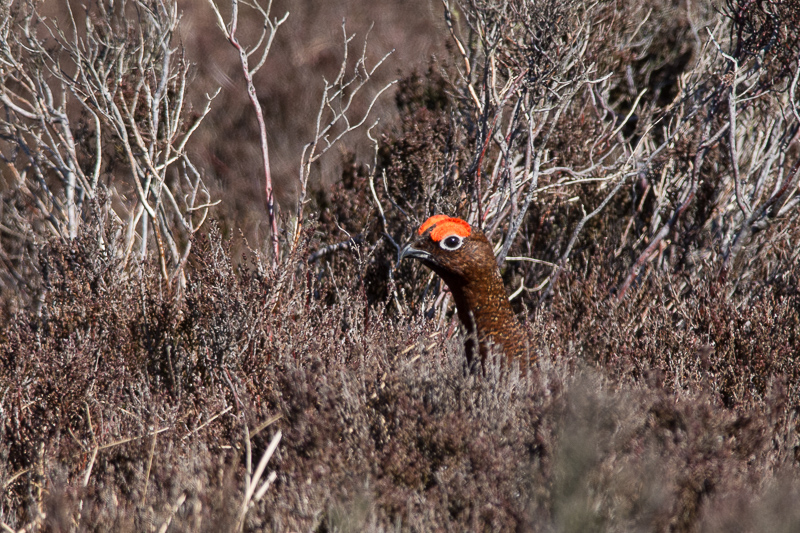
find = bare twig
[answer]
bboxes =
[207,0,288,265]
[238,430,282,531]
[292,23,395,253]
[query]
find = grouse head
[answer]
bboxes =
[399,215,531,370]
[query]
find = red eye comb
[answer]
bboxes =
[418,215,472,242]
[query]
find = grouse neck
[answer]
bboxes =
[438,266,526,368]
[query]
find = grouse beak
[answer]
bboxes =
[397,244,432,269]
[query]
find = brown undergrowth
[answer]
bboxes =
[2,220,799,531]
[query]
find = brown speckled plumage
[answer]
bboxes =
[400,216,531,370]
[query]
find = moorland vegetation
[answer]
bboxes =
[1,0,800,530]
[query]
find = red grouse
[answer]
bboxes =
[399,215,531,370]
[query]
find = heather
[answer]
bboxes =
[1,0,800,531]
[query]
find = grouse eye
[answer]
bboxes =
[439,235,464,251]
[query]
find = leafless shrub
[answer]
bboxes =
[322,0,798,317]
[0,0,217,294]
[612,0,800,297]
[292,23,396,256]
[207,0,395,267]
